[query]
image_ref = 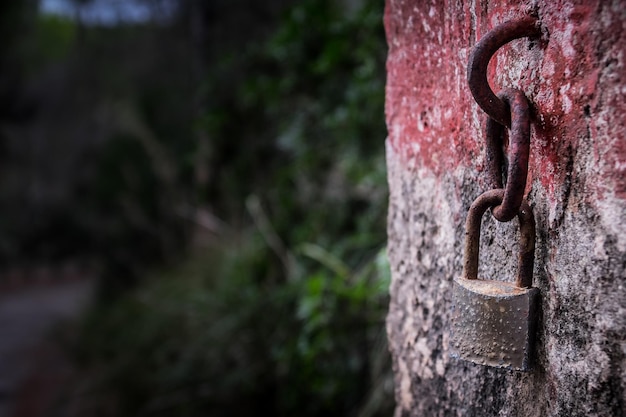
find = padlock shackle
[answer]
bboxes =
[463,189,535,288]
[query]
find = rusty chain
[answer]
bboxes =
[467,16,540,128]
[485,88,530,222]
[467,16,539,223]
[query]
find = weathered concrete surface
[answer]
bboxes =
[385,1,626,416]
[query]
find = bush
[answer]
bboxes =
[77,0,392,415]
[79,238,392,416]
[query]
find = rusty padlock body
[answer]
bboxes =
[450,189,539,371]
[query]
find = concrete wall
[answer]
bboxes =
[384,1,626,416]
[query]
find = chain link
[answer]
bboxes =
[467,17,539,222]
[486,88,531,222]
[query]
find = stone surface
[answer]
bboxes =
[384,0,626,416]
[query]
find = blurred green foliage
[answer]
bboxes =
[24,14,76,71]
[77,0,392,415]
[200,0,387,253]
[80,239,391,416]
[1,0,392,415]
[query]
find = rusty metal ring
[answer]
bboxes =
[486,88,530,222]
[463,189,535,288]
[467,16,540,128]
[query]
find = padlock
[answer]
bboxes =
[450,189,539,371]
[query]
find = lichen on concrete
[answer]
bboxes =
[385,0,626,415]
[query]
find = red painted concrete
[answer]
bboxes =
[385,0,626,203]
[385,2,626,415]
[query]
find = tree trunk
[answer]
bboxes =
[384,1,626,416]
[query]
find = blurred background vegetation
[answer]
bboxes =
[0,0,391,415]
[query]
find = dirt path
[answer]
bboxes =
[0,279,95,417]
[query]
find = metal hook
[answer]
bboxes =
[467,17,540,128]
